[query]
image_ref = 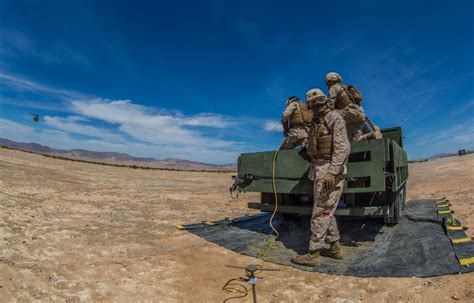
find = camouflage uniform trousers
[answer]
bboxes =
[280,125,310,150]
[337,104,366,142]
[309,159,345,252]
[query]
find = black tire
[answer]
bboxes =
[402,184,406,211]
[384,185,405,225]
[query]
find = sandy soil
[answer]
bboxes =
[0,148,473,302]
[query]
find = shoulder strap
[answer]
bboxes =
[322,112,332,130]
[341,83,361,104]
[336,83,356,106]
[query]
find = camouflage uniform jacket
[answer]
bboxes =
[328,83,345,109]
[307,110,350,252]
[328,83,366,141]
[310,110,350,178]
[281,102,310,140]
[281,102,299,128]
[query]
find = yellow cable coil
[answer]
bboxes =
[221,264,264,301]
[222,149,281,301]
[221,278,249,302]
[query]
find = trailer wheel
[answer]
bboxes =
[402,184,406,211]
[385,185,405,225]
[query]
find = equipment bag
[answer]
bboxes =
[344,84,363,105]
[290,103,313,127]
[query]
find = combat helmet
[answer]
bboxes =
[305,88,327,106]
[324,72,342,84]
[285,96,300,106]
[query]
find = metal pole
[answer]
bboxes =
[252,283,257,303]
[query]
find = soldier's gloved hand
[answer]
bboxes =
[323,173,336,190]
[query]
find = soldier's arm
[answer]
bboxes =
[328,85,340,109]
[281,121,289,136]
[328,115,351,175]
[281,102,297,122]
[281,103,297,136]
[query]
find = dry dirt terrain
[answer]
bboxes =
[0,148,473,302]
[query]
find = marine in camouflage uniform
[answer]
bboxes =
[325,72,366,142]
[291,88,350,267]
[280,96,313,150]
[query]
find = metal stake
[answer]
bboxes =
[225,264,280,303]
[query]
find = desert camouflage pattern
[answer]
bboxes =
[309,111,351,175]
[328,83,366,142]
[280,101,310,149]
[325,72,342,83]
[328,82,347,109]
[305,88,327,106]
[308,110,350,252]
[280,125,310,149]
[339,103,366,142]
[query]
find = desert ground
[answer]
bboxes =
[0,148,473,302]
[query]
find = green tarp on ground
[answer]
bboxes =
[183,200,473,277]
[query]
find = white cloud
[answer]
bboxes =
[180,113,232,128]
[433,122,474,146]
[43,116,126,142]
[0,118,36,140]
[414,121,474,147]
[0,73,88,100]
[70,99,238,148]
[0,98,69,112]
[0,118,240,163]
[0,74,257,163]
[263,121,283,132]
[407,120,474,159]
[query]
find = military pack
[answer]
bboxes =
[290,103,313,127]
[335,83,363,109]
[343,84,363,105]
[307,117,332,161]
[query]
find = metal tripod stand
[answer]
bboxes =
[225,264,280,303]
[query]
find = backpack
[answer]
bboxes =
[343,84,363,105]
[290,102,313,127]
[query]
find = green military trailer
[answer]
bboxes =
[233,127,408,224]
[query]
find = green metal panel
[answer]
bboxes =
[237,134,408,195]
[237,150,312,194]
[391,139,409,191]
[381,127,403,147]
[344,138,388,193]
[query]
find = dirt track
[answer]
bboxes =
[0,148,473,302]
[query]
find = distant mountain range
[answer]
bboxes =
[0,138,236,171]
[414,151,472,161]
[428,152,458,160]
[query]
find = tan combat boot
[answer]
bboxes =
[291,251,320,267]
[320,241,343,260]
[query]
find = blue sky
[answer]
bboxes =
[0,0,473,163]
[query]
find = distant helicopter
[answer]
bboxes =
[31,113,40,122]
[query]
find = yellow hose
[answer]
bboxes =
[221,278,249,302]
[222,148,282,302]
[269,149,280,237]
